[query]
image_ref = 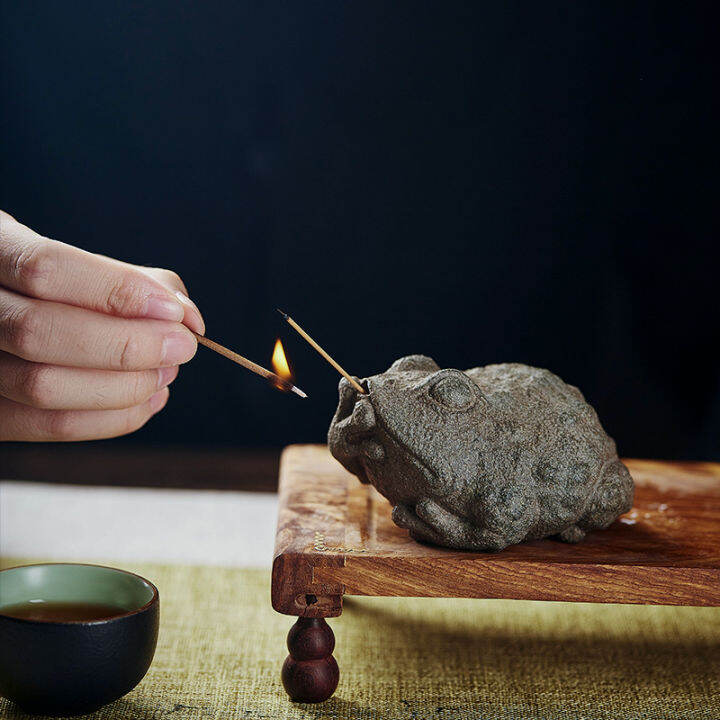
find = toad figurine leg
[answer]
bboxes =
[393,499,510,551]
[281,617,339,703]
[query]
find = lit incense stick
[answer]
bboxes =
[193,333,307,398]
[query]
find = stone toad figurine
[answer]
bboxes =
[328,355,634,551]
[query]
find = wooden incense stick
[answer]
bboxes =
[192,333,307,398]
[276,310,367,394]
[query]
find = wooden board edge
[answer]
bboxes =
[271,445,349,617]
[314,557,720,607]
[271,552,345,617]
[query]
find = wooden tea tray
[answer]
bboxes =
[271,444,720,702]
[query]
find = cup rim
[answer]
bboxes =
[0,562,159,625]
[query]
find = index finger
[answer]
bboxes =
[0,210,203,331]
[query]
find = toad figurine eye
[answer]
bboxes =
[328,355,634,552]
[427,371,477,410]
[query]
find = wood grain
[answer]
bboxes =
[272,445,720,616]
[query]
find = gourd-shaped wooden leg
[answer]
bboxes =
[281,617,339,702]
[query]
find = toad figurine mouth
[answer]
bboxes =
[327,354,634,552]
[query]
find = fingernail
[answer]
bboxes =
[144,295,184,322]
[157,365,179,389]
[161,331,197,365]
[175,291,206,334]
[149,388,169,413]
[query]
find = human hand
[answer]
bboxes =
[0,210,204,441]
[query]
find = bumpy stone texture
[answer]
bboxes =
[328,355,634,551]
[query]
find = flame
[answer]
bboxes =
[271,338,292,383]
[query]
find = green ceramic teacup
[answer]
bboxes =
[0,563,159,715]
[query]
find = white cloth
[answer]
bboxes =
[0,481,278,567]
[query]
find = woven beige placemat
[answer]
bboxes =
[1,559,718,720]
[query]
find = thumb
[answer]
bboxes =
[138,266,205,335]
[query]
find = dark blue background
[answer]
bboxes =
[1,2,717,458]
